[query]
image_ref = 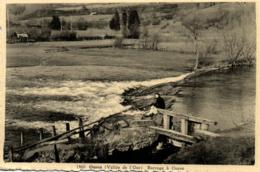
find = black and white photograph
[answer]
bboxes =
[2,0,256,166]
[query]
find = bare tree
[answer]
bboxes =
[180,6,228,70]
[151,33,160,51]
[181,17,202,70]
[223,33,254,66]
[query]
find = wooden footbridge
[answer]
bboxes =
[150,108,219,147]
[6,108,219,162]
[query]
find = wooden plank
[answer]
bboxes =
[65,123,72,143]
[8,146,13,162]
[53,144,60,162]
[52,126,57,136]
[168,139,184,147]
[150,126,195,144]
[20,131,24,146]
[194,129,220,137]
[201,124,209,130]
[131,120,155,127]
[157,109,216,125]
[181,119,188,135]
[14,119,100,152]
[41,139,68,146]
[39,128,44,141]
[163,114,170,129]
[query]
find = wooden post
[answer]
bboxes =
[78,117,85,140]
[8,146,13,162]
[163,114,170,129]
[52,125,59,162]
[39,128,44,140]
[181,118,188,135]
[52,125,57,136]
[201,124,209,131]
[53,144,60,162]
[65,123,72,142]
[20,131,24,146]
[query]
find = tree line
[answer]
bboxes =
[109,9,141,39]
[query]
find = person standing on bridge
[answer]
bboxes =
[154,93,165,109]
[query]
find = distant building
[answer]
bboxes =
[14,32,29,42]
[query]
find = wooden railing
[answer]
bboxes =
[158,108,217,134]
[7,117,103,162]
[150,108,219,147]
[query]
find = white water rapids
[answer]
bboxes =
[6,73,191,133]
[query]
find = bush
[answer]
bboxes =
[142,20,151,26]
[162,14,173,20]
[164,136,255,164]
[198,39,218,67]
[87,21,107,29]
[50,30,77,41]
[28,28,51,41]
[113,37,124,48]
[76,17,88,30]
[223,32,255,66]
[152,18,161,25]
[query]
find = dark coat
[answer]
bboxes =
[154,96,165,109]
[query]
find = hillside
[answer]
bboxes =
[7,2,255,48]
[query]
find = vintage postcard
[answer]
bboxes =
[0,0,259,171]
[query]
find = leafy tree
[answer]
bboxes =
[49,15,61,30]
[109,11,120,31]
[121,10,129,38]
[122,10,128,26]
[128,9,140,38]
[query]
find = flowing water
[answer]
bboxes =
[5,74,189,147]
[5,67,255,149]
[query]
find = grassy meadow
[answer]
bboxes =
[7,42,199,83]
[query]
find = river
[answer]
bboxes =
[4,67,255,154]
[173,67,255,132]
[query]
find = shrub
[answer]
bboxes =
[76,17,88,30]
[142,20,151,26]
[198,39,218,67]
[49,16,61,30]
[162,14,173,20]
[113,37,124,48]
[38,29,51,41]
[28,28,51,41]
[152,18,161,25]
[164,136,255,164]
[223,32,255,66]
[50,30,77,41]
[87,21,107,29]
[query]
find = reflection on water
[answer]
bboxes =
[173,67,255,131]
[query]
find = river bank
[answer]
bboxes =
[6,62,255,164]
[122,64,255,164]
[5,42,255,163]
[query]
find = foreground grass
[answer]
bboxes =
[164,136,254,165]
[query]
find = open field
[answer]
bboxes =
[7,42,201,82]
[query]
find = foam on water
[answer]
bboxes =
[7,73,191,133]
